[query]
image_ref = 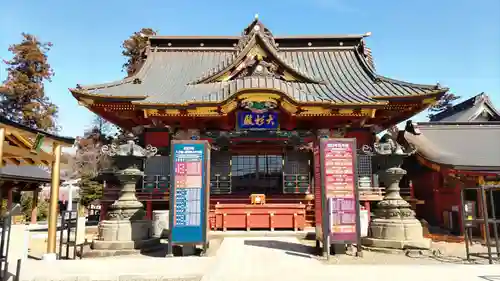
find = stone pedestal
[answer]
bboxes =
[88,167,157,257]
[362,167,431,249]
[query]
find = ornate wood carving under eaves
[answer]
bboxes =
[232,56,286,80]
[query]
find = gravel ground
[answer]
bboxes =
[298,238,499,265]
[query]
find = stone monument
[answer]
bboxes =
[89,134,159,256]
[361,127,431,249]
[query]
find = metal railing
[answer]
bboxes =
[0,204,22,281]
[58,210,85,260]
[358,187,413,199]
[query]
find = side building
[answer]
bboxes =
[403,93,500,237]
[71,19,448,230]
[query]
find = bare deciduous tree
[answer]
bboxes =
[72,117,115,207]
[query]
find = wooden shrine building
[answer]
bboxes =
[0,115,74,258]
[0,164,52,224]
[403,93,500,237]
[71,18,448,230]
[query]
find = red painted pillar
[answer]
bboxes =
[99,203,108,221]
[364,201,371,223]
[432,172,441,224]
[146,200,153,220]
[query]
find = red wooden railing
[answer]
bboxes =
[100,185,418,227]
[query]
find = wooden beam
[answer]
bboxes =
[3,142,53,163]
[6,131,32,149]
[0,121,74,147]
[4,157,21,165]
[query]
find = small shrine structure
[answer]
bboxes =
[0,116,74,260]
[403,93,500,238]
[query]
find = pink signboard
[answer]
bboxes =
[322,139,359,242]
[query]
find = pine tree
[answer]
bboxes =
[428,93,461,119]
[0,33,58,132]
[122,28,157,76]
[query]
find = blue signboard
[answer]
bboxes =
[169,142,208,244]
[237,111,279,130]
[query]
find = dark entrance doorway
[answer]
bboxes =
[231,154,283,195]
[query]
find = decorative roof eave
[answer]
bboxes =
[415,121,500,128]
[0,117,74,146]
[71,50,156,102]
[353,47,448,97]
[431,93,500,122]
[192,32,323,85]
[371,89,449,102]
[70,89,148,104]
[132,88,389,109]
[416,153,500,173]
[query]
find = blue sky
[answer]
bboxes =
[0,0,499,137]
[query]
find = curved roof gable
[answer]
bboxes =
[430,93,500,122]
[192,19,322,84]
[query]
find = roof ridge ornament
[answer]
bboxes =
[190,18,322,85]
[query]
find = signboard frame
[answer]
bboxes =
[167,140,211,256]
[317,138,362,258]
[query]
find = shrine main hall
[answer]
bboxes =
[71,18,448,230]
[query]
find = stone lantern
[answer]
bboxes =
[362,127,431,249]
[91,134,158,255]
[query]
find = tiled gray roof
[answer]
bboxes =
[430,93,500,122]
[78,47,444,104]
[404,122,500,170]
[0,164,51,182]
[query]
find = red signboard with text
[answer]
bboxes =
[316,138,361,247]
[323,139,359,242]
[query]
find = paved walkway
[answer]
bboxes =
[201,237,499,281]
[14,256,213,281]
[13,236,500,281]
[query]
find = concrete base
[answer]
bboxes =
[83,218,157,258]
[363,217,431,250]
[370,217,425,240]
[91,237,159,250]
[41,253,57,261]
[84,238,161,258]
[98,219,152,242]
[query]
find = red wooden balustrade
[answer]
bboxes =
[99,185,421,230]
